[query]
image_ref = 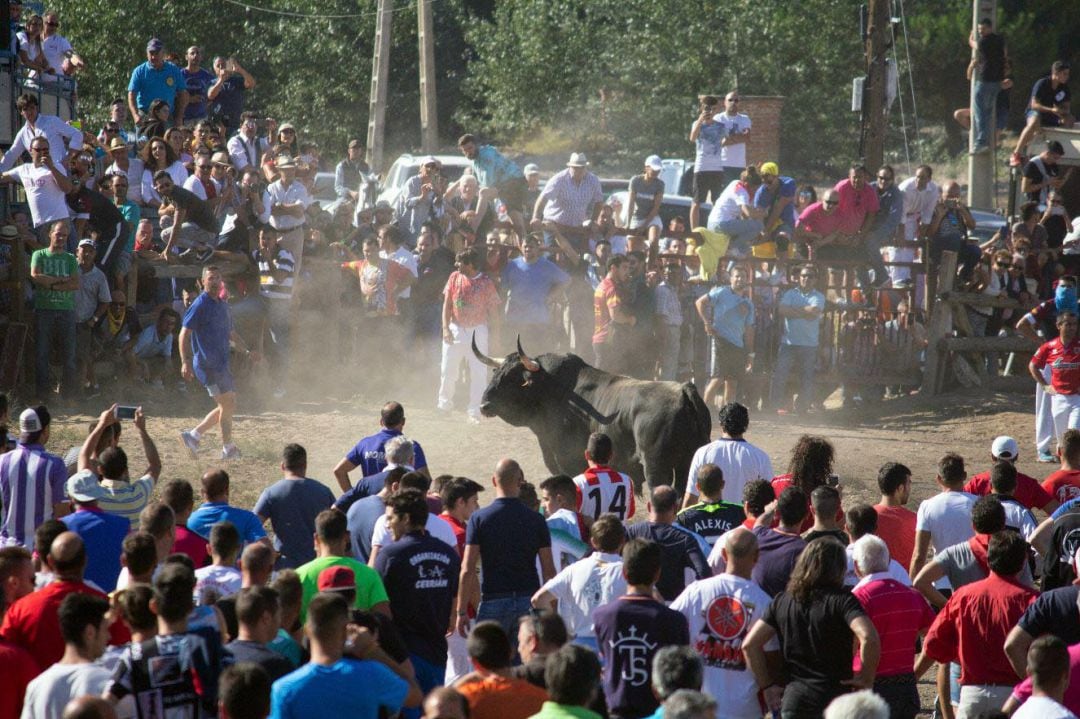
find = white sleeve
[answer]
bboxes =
[0,127,28,172]
[686,447,703,497]
[370,515,389,548]
[59,117,84,152]
[539,563,574,603]
[706,537,727,573]
[258,188,272,224]
[429,516,458,549]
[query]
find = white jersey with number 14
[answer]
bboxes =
[573,466,636,522]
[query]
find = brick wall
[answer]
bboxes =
[739,96,785,168]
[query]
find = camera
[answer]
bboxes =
[114,405,138,420]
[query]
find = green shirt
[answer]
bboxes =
[30,247,78,311]
[295,555,390,622]
[529,701,603,719]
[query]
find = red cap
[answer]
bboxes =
[317,565,355,592]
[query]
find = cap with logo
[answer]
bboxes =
[19,406,49,434]
[77,238,96,249]
[147,38,164,52]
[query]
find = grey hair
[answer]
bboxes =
[651,646,702,700]
[851,534,891,575]
[385,435,415,466]
[824,690,889,719]
[664,690,717,719]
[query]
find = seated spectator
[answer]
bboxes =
[705,168,765,256]
[194,521,242,605]
[140,136,188,207]
[454,621,548,719]
[927,181,980,282]
[76,405,161,526]
[60,470,129,593]
[155,171,220,261]
[225,587,294,682]
[1011,61,1074,166]
[187,468,268,545]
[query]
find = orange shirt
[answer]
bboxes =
[444,271,499,328]
[456,675,548,719]
[873,503,917,570]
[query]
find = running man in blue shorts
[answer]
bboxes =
[178,265,255,460]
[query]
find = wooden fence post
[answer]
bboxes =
[921,251,958,396]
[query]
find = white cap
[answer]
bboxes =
[66,469,106,503]
[18,408,42,434]
[991,435,1019,460]
[419,156,439,167]
[523,163,540,176]
[645,154,663,171]
[566,152,589,168]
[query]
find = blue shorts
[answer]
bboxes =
[196,366,236,396]
[1028,109,1063,127]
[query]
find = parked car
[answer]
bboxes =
[376,153,471,210]
[607,190,710,229]
[969,207,1006,244]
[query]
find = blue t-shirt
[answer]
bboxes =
[333,468,394,514]
[465,497,551,596]
[269,658,407,719]
[754,176,797,227]
[182,67,215,120]
[182,292,233,374]
[501,257,570,325]
[471,145,523,188]
[706,285,755,348]
[187,502,267,543]
[345,429,427,477]
[62,507,130,592]
[253,478,335,569]
[373,531,460,665]
[127,60,186,113]
[779,287,825,347]
[346,495,386,563]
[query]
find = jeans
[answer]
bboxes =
[771,343,817,411]
[35,308,77,397]
[858,228,892,287]
[711,217,764,255]
[476,595,533,643]
[973,80,1001,149]
[403,653,445,719]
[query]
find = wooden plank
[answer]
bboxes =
[941,335,1040,353]
[921,251,958,395]
[941,291,1025,310]
[0,322,27,392]
[952,305,974,337]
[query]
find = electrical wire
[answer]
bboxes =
[896,0,921,155]
[217,0,442,20]
[889,15,912,174]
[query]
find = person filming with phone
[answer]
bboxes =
[927,181,979,283]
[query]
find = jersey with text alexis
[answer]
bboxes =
[573,466,636,522]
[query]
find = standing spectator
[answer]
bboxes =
[226,587,294,682]
[374,489,461,695]
[179,266,254,460]
[187,469,268,545]
[251,226,296,396]
[254,444,334,569]
[625,486,710,601]
[194,521,243,605]
[295,510,389,620]
[75,239,111,395]
[367,474,458,566]
[439,248,501,424]
[626,155,665,246]
[804,486,848,544]
[751,486,809,596]
[0,139,75,245]
[1031,312,1080,453]
[105,138,145,206]
[181,46,214,124]
[1011,60,1073,166]
[1008,637,1079,719]
[842,504,913,586]
[532,645,604,719]
[334,139,369,203]
[915,531,1037,717]
[439,477,485,556]
[592,254,636,373]
[770,264,825,415]
[400,157,445,241]
[570,432,635,523]
[213,542,276,641]
[1022,141,1064,207]
[928,181,980,281]
[0,406,68,548]
[0,94,82,174]
[676,464,746,547]
[59,470,128,593]
[501,234,570,352]
[714,92,752,186]
[833,164,880,270]
[794,188,845,259]
[645,649,705,719]
[1043,429,1080,504]
[227,113,269,173]
[455,459,554,639]
[683,402,771,511]
[423,688,470,719]
[20,593,113,719]
[593,538,690,719]
[127,38,187,126]
[0,546,35,619]
[65,183,128,282]
[873,462,917,570]
[332,402,429,490]
[970,18,1009,153]
[862,165,902,289]
[219,663,272,719]
[531,153,604,236]
[744,537,880,718]
[77,406,160,527]
[259,154,311,267]
[458,135,528,232]
[511,610,570,692]
[891,165,939,284]
[688,96,726,230]
[654,263,684,381]
[454,621,548,719]
[207,56,257,136]
[705,168,765,256]
[696,267,756,410]
[378,224,419,322]
[671,528,777,719]
[160,479,209,568]
[850,535,934,719]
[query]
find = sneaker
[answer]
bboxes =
[222,444,242,460]
[180,431,201,458]
[1038,450,1057,463]
[194,247,214,264]
[1009,152,1024,167]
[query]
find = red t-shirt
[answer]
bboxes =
[0,640,39,719]
[964,471,1053,511]
[0,580,130,669]
[833,178,881,235]
[172,524,210,567]
[872,504,917,570]
[796,201,843,238]
[444,271,499,328]
[1043,469,1080,505]
[923,574,1037,686]
[440,512,467,556]
[852,577,935,676]
[1032,337,1080,395]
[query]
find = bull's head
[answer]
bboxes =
[472,334,617,426]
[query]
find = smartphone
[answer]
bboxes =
[114,405,138,421]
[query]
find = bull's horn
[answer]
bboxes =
[471,333,502,368]
[568,392,617,424]
[516,336,541,372]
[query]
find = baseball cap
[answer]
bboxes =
[19,406,48,434]
[147,38,164,53]
[77,238,96,249]
[419,156,439,167]
[645,155,663,171]
[991,435,1019,460]
[317,565,356,592]
[760,162,780,177]
[523,163,540,176]
[67,469,106,503]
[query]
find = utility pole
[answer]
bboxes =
[967,0,996,209]
[365,0,393,172]
[417,0,438,152]
[862,0,890,170]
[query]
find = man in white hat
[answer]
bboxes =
[0,406,69,547]
[399,156,444,243]
[260,153,311,267]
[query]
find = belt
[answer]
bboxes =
[481,591,532,601]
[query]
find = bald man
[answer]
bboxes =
[671,528,778,719]
[454,458,556,640]
[63,696,118,719]
[625,486,711,600]
[423,687,469,719]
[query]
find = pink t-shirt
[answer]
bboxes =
[833,178,880,234]
[796,201,842,238]
[1012,642,1080,714]
[852,576,935,676]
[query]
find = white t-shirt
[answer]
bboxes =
[686,438,773,503]
[537,551,626,639]
[142,161,189,205]
[40,33,73,83]
[715,112,751,168]
[382,246,418,299]
[21,662,112,719]
[713,180,751,224]
[670,573,776,719]
[183,174,209,201]
[1012,695,1077,719]
[915,490,977,590]
[194,564,242,605]
[5,163,70,227]
[370,513,456,553]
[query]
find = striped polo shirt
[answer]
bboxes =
[254,245,296,300]
[97,475,155,527]
[0,443,68,547]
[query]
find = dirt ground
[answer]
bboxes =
[44,380,1043,718]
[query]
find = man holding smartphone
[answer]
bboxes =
[688,96,725,230]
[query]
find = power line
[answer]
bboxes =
[217,0,440,20]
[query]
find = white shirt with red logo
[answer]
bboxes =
[1033,337,1080,395]
[573,465,636,522]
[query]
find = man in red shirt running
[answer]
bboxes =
[1031,311,1080,460]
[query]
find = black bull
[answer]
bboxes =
[473,337,712,496]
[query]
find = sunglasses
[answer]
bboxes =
[45,20,59,27]
[824,200,839,206]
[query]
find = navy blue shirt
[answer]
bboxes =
[676,500,747,547]
[333,468,395,514]
[1017,585,1080,645]
[594,595,690,719]
[624,521,711,601]
[62,507,130,592]
[374,531,460,665]
[253,478,335,569]
[465,497,551,596]
[182,292,232,374]
[345,429,427,477]
[346,495,386,564]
